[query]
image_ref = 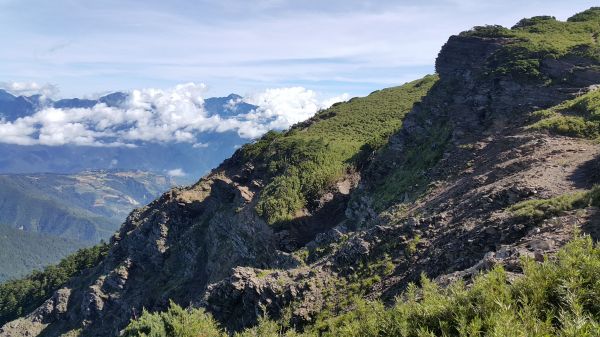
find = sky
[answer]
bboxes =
[0,1,598,149]
[0,0,597,99]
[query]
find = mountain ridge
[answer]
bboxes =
[2,7,600,337]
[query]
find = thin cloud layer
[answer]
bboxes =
[0,81,59,98]
[0,83,349,146]
[167,168,186,177]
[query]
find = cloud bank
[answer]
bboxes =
[0,83,349,146]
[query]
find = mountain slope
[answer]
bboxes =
[0,171,173,242]
[2,7,600,337]
[0,224,86,282]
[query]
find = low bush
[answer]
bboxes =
[509,185,600,221]
[125,236,600,336]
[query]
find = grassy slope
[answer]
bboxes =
[529,89,600,139]
[509,185,600,221]
[0,224,86,282]
[461,8,600,82]
[238,75,438,224]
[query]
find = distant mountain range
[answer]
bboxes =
[0,170,173,281]
[0,89,256,121]
[0,90,258,183]
[0,170,173,242]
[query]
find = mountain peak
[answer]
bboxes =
[226,93,242,100]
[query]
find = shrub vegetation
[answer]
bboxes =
[236,75,438,224]
[124,236,600,336]
[530,90,600,140]
[461,8,600,82]
[509,186,600,220]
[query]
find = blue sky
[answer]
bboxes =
[0,0,597,99]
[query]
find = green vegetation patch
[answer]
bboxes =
[0,243,108,326]
[529,89,600,139]
[509,185,600,220]
[238,75,438,225]
[123,301,224,337]
[461,8,600,82]
[124,236,600,336]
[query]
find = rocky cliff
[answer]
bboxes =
[2,8,600,337]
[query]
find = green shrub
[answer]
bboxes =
[509,185,600,221]
[256,173,305,224]
[461,8,600,83]
[123,301,225,337]
[461,25,515,38]
[567,7,600,22]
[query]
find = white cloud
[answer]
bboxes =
[167,168,186,177]
[224,96,244,112]
[192,142,209,148]
[321,93,351,108]
[239,87,349,137]
[0,82,350,146]
[0,81,59,98]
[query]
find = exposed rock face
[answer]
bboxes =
[3,18,600,337]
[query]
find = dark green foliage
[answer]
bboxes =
[0,243,108,325]
[256,172,305,223]
[123,301,225,337]
[238,75,438,224]
[510,185,600,221]
[514,16,557,28]
[461,8,600,82]
[567,7,600,22]
[461,25,514,38]
[0,223,85,282]
[530,90,600,139]
[125,237,600,336]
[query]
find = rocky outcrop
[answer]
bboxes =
[203,266,330,331]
